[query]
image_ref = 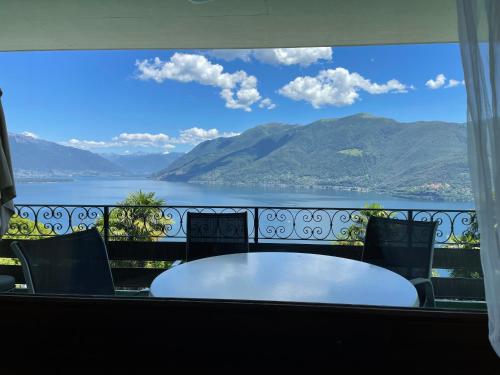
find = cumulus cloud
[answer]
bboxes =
[253,48,332,66]
[425,74,446,89]
[66,139,120,149]
[63,127,240,152]
[425,74,465,89]
[112,132,171,146]
[446,79,465,88]
[208,47,333,67]
[135,53,261,111]
[278,67,410,108]
[65,132,176,151]
[208,49,253,62]
[259,98,276,110]
[175,127,240,145]
[162,144,176,154]
[21,131,38,139]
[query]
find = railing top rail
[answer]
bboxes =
[13,203,476,213]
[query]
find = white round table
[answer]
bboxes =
[150,252,420,307]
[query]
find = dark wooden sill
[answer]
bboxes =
[0,294,497,370]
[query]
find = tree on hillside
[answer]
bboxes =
[96,190,172,242]
[448,213,481,278]
[95,191,174,268]
[2,216,55,266]
[450,212,479,249]
[3,215,54,240]
[341,203,391,245]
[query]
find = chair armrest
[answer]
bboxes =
[410,278,435,308]
[410,277,431,286]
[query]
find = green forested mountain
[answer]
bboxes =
[156,114,471,200]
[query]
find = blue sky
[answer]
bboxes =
[0,43,466,154]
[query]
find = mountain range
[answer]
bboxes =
[8,133,183,178]
[9,133,124,178]
[156,114,471,200]
[100,152,184,176]
[8,113,472,200]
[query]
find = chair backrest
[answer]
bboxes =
[362,216,437,280]
[186,212,249,261]
[11,228,115,295]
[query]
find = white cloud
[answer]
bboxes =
[65,132,175,150]
[208,47,333,67]
[175,127,240,145]
[446,79,465,88]
[112,132,171,146]
[259,98,276,110]
[66,139,119,149]
[162,144,176,154]
[425,74,465,89]
[425,74,446,89]
[135,53,261,111]
[278,67,409,108]
[21,131,38,139]
[63,127,240,151]
[207,49,253,62]
[254,48,332,66]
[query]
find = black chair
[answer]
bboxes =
[10,228,115,295]
[362,216,438,308]
[186,212,249,262]
[0,275,15,292]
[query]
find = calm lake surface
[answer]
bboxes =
[15,178,473,278]
[14,177,475,210]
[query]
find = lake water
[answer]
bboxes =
[14,177,475,210]
[14,177,473,277]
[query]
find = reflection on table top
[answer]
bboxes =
[150,252,419,307]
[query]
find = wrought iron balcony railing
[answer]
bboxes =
[6,204,479,247]
[0,204,484,304]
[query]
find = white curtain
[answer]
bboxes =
[0,89,15,236]
[457,0,500,357]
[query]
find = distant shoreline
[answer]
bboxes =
[186,180,473,202]
[13,175,474,203]
[15,177,75,183]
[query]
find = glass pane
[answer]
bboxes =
[0,44,481,311]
